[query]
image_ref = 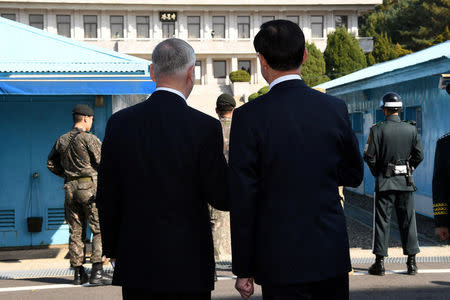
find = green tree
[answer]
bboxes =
[324,27,367,79]
[302,43,330,87]
[369,32,412,64]
[360,0,450,52]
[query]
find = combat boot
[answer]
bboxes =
[407,255,418,275]
[73,266,88,285]
[89,262,112,285]
[368,255,385,276]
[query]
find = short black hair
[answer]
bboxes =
[217,104,235,113]
[73,114,84,123]
[253,19,305,71]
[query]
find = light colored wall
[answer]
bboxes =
[0,3,376,83]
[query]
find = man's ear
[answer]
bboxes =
[302,48,309,65]
[150,64,156,82]
[187,64,195,84]
[258,54,269,70]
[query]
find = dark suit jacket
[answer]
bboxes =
[96,90,228,292]
[229,79,363,286]
[433,133,450,228]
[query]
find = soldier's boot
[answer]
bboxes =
[407,255,418,275]
[89,262,112,285]
[73,266,88,285]
[368,255,385,276]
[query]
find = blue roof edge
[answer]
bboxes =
[0,16,150,66]
[324,57,450,96]
[315,41,450,91]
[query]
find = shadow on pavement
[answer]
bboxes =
[431,281,450,286]
[350,287,450,300]
[17,277,73,284]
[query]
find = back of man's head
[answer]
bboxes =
[253,20,305,71]
[152,38,196,81]
[216,93,236,117]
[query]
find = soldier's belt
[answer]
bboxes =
[65,176,93,183]
[393,165,407,175]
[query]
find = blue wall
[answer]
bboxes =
[0,95,112,247]
[335,75,450,217]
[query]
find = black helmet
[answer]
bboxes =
[380,92,402,110]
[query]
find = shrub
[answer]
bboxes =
[248,85,269,101]
[229,70,251,83]
[248,93,261,101]
[258,86,269,94]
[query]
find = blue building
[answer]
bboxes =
[316,41,450,218]
[0,17,155,247]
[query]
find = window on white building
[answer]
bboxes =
[136,16,150,38]
[57,15,71,38]
[286,16,299,26]
[238,60,251,74]
[111,16,124,39]
[162,22,175,38]
[212,16,225,38]
[187,16,200,39]
[84,15,97,38]
[29,14,43,30]
[195,61,202,84]
[261,16,275,24]
[1,14,16,21]
[213,60,227,78]
[311,16,323,38]
[237,16,250,39]
[335,15,348,29]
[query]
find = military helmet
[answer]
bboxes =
[380,92,402,110]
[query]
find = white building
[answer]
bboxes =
[0,0,382,115]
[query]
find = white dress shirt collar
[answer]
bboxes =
[269,74,302,91]
[154,87,187,102]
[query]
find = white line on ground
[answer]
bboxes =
[353,269,450,276]
[2,270,450,292]
[0,284,80,293]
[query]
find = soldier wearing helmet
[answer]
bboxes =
[364,92,424,276]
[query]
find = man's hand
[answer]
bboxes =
[235,277,254,299]
[436,227,450,241]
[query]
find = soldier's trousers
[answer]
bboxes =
[64,179,102,267]
[373,191,420,257]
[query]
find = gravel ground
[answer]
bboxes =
[344,190,441,245]
[346,217,401,250]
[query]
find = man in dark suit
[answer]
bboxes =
[229,20,363,300]
[96,38,229,300]
[433,133,450,241]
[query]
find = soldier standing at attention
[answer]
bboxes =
[364,92,424,276]
[47,104,110,285]
[211,93,235,263]
[433,133,450,241]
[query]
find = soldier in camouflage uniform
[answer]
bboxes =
[433,133,450,241]
[364,92,424,276]
[47,104,110,285]
[211,94,236,264]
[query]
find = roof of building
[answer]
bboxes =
[0,16,155,95]
[0,16,150,74]
[1,0,383,6]
[315,40,450,92]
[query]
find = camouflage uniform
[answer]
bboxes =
[47,127,102,267]
[210,117,232,261]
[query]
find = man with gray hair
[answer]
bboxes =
[97,38,229,299]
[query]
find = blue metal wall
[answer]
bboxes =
[337,75,450,217]
[0,95,111,247]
